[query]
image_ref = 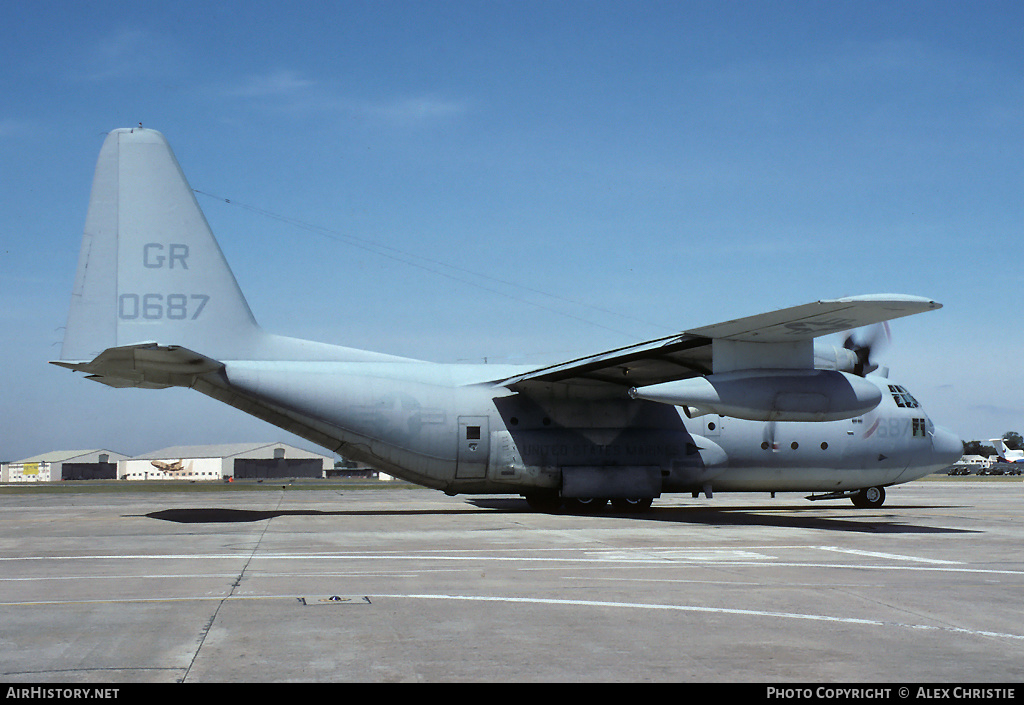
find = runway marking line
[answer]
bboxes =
[817,546,962,564]
[2,591,1022,643]
[374,593,1024,643]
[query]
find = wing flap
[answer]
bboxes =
[500,333,712,391]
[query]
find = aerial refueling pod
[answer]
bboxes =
[628,369,882,422]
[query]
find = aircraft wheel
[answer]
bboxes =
[564,497,608,513]
[610,497,654,512]
[851,486,885,508]
[524,492,562,513]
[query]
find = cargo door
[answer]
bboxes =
[456,416,489,479]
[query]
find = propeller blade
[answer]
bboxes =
[843,322,890,376]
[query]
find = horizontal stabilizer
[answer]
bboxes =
[52,344,223,390]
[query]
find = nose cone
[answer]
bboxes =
[932,425,962,467]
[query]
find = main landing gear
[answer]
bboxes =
[523,492,654,514]
[527,486,889,512]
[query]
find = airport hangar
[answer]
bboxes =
[2,442,344,482]
[1,449,129,482]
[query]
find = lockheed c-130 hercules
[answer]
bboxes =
[53,128,962,511]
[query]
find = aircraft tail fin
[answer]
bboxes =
[60,128,263,363]
[989,438,1023,462]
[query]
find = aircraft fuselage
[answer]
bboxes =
[211,358,959,499]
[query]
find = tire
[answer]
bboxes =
[564,497,608,513]
[610,497,654,512]
[851,486,885,508]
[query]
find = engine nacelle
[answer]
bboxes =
[628,369,882,422]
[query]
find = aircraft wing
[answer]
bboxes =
[499,295,940,393]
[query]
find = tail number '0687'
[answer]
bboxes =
[118,293,210,320]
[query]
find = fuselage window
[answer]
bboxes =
[912,418,927,438]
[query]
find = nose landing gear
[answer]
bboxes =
[805,485,888,508]
[851,485,886,508]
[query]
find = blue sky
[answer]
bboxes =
[1,0,1021,460]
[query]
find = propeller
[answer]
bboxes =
[843,322,891,377]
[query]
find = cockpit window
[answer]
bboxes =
[888,384,920,408]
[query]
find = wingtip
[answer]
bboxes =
[824,294,941,310]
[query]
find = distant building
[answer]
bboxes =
[2,450,129,482]
[958,454,994,470]
[119,442,335,481]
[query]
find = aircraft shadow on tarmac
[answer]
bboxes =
[143,500,976,534]
[466,498,977,534]
[142,507,481,523]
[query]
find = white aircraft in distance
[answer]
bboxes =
[989,439,1024,464]
[53,128,962,511]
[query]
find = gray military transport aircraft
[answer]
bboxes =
[53,128,962,511]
